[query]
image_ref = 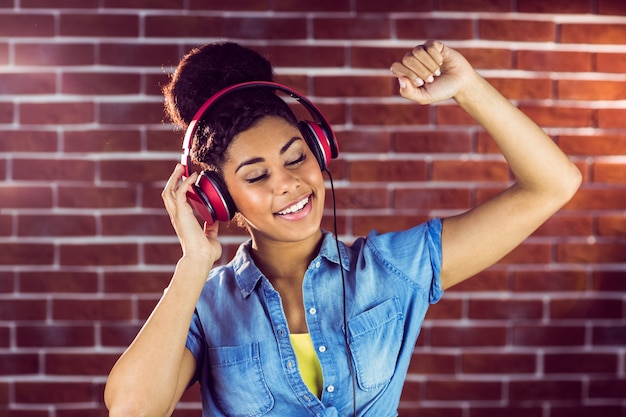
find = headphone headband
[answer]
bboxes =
[181,81,338,175]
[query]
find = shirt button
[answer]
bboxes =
[326,385,335,393]
[318,345,326,353]
[309,307,317,315]
[315,261,321,268]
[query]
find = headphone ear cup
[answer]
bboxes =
[298,120,332,170]
[192,171,237,224]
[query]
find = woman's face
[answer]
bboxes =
[222,116,326,245]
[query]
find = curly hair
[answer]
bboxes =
[163,42,297,174]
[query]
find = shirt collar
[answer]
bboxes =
[231,230,351,298]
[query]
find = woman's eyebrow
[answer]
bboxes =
[235,137,302,173]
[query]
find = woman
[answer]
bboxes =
[104,40,581,417]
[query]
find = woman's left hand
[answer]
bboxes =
[390,40,476,105]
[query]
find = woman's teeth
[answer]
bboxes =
[278,196,309,215]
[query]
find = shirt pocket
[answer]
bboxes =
[207,342,274,417]
[347,297,405,391]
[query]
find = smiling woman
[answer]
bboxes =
[103,40,581,417]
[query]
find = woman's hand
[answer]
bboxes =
[390,40,477,105]
[161,164,222,264]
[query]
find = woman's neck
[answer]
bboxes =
[249,229,323,283]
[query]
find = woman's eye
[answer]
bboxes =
[246,173,267,184]
[288,154,306,166]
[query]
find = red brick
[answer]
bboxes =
[275,0,349,11]
[394,187,471,210]
[565,188,625,210]
[396,18,473,40]
[499,243,552,265]
[337,130,390,153]
[425,380,502,401]
[15,381,93,403]
[99,101,165,125]
[517,50,592,72]
[432,160,509,182]
[392,130,472,154]
[100,323,142,347]
[100,159,171,183]
[457,47,513,69]
[332,186,390,209]
[231,17,309,40]
[104,271,171,293]
[425,298,463,319]
[357,0,433,12]
[99,42,180,67]
[58,185,137,208]
[53,298,132,321]
[262,45,346,68]
[487,77,553,100]
[509,380,582,401]
[0,272,13,293]
[62,72,141,95]
[593,325,626,346]
[22,0,97,6]
[13,158,95,182]
[0,13,54,37]
[559,134,626,156]
[19,271,99,293]
[101,213,172,236]
[313,17,390,39]
[0,353,39,375]
[0,299,47,321]
[518,0,592,13]
[439,0,510,12]
[314,75,392,97]
[436,105,477,126]
[598,108,626,128]
[105,0,184,8]
[468,299,543,320]
[462,352,536,374]
[596,51,626,73]
[64,129,142,153]
[144,242,183,265]
[512,269,587,292]
[59,243,139,266]
[430,325,507,347]
[349,160,427,182]
[46,352,118,375]
[468,406,543,417]
[598,214,626,236]
[0,130,58,152]
[550,406,623,417]
[545,352,618,374]
[0,186,52,209]
[15,43,95,66]
[551,297,622,320]
[20,102,95,125]
[146,129,181,152]
[588,378,626,398]
[593,161,626,184]
[408,351,456,374]
[0,102,13,123]
[60,13,138,37]
[0,243,53,265]
[447,269,508,292]
[533,214,593,237]
[0,72,55,94]
[519,105,594,128]
[513,325,585,346]
[18,214,96,237]
[353,103,430,126]
[559,79,626,101]
[479,19,556,42]
[557,242,626,264]
[17,325,95,347]
[592,270,626,292]
[561,23,626,44]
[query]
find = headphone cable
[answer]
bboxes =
[325,168,357,417]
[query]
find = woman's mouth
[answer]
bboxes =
[276,195,311,216]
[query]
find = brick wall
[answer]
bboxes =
[1,1,626,416]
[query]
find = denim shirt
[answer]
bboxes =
[186,218,443,417]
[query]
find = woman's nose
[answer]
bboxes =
[273,168,299,194]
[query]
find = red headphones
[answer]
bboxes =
[180,81,339,225]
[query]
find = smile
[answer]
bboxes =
[277,195,310,215]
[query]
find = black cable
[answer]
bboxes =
[325,168,357,417]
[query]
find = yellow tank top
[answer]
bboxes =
[290,333,323,397]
